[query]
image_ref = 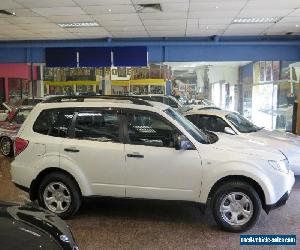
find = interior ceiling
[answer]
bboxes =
[1,0,300,41]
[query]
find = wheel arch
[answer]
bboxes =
[30,167,82,201]
[207,175,267,212]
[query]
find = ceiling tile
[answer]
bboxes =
[17,22,60,29]
[238,9,293,18]
[110,31,148,38]
[186,30,223,37]
[187,18,233,26]
[32,7,85,17]
[190,1,246,11]
[289,9,300,17]
[228,23,273,30]
[67,27,110,34]
[99,19,143,26]
[245,0,300,9]
[0,0,23,9]
[83,5,136,15]
[0,19,11,25]
[280,16,300,23]
[74,0,131,6]
[5,8,40,17]
[46,15,94,23]
[146,25,186,31]
[40,33,78,39]
[148,30,185,37]
[189,10,239,19]
[143,19,186,26]
[265,23,300,33]
[140,12,187,20]
[105,25,145,32]
[8,16,50,24]
[223,29,263,35]
[161,3,189,12]
[92,13,140,22]
[132,0,189,3]
[15,0,76,8]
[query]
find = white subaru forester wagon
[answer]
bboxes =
[11,96,295,232]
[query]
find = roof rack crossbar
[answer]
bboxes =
[43,95,153,106]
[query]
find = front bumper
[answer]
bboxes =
[265,191,290,213]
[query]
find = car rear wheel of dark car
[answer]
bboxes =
[38,171,82,218]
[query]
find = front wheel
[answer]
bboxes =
[38,172,82,218]
[212,181,262,232]
[0,137,13,157]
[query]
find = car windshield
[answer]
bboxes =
[11,109,31,124]
[226,112,262,133]
[164,108,210,144]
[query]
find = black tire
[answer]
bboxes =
[0,137,13,157]
[211,181,262,233]
[38,172,82,219]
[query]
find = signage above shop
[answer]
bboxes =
[45,46,148,68]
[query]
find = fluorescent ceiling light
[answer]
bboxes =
[58,22,99,28]
[232,17,282,24]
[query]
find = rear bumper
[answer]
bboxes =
[265,191,290,214]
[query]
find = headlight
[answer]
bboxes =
[268,160,289,174]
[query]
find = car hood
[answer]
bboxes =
[212,133,285,161]
[241,129,300,154]
[0,201,77,250]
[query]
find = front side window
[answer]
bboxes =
[165,108,208,144]
[199,115,228,133]
[33,108,74,137]
[126,111,176,148]
[226,112,262,133]
[74,110,120,142]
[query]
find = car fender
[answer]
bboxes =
[199,161,274,205]
[32,154,92,197]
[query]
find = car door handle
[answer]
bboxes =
[64,147,80,153]
[127,153,144,158]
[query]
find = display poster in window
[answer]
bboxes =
[272,61,280,81]
[259,61,265,82]
[265,61,272,82]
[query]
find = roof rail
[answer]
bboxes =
[43,95,153,106]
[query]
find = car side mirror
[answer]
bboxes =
[224,127,235,135]
[175,135,194,150]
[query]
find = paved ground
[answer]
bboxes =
[0,156,299,250]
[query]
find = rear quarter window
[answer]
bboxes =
[33,108,75,137]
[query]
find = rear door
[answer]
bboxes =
[60,108,126,197]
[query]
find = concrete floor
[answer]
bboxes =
[0,156,299,250]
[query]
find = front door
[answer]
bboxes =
[60,108,125,197]
[123,110,202,201]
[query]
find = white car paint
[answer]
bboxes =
[11,100,294,209]
[183,108,300,175]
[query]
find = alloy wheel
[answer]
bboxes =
[43,182,72,214]
[220,192,253,226]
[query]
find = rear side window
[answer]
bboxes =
[74,110,120,142]
[33,109,75,137]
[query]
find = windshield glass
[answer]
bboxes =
[226,112,262,133]
[164,108,210,144]
[11,109,31,124]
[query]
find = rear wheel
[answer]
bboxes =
[0,137,13,157]
[38,172,81,218]
[211,181,262,232]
